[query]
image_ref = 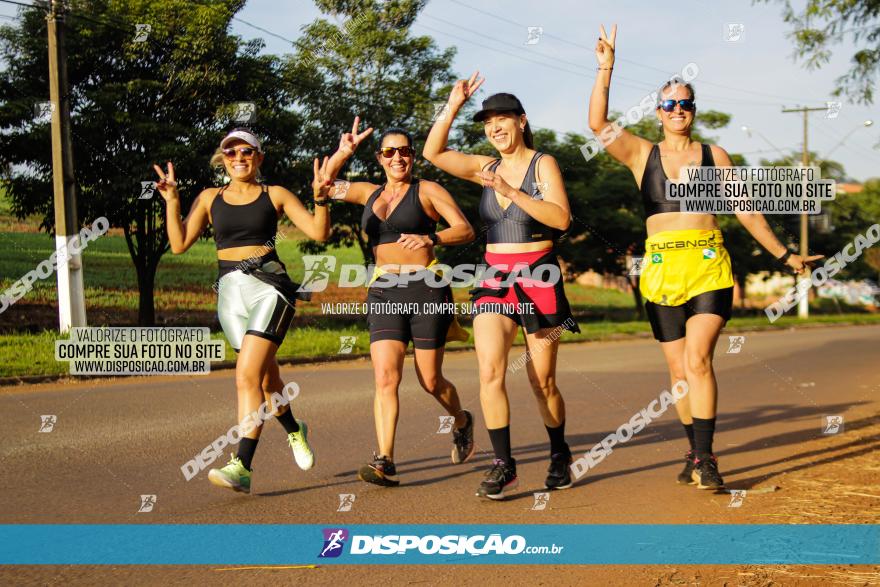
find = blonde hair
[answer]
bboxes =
[210,147,224,170]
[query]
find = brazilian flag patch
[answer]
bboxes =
[702,248,717,260]
[651,253,663,264]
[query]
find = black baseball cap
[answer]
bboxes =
[472,93,526,122]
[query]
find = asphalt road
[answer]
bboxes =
[2,324,878,584]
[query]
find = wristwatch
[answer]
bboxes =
[429,233,440,246]
[314,199,329,207]
[777,249,792,264]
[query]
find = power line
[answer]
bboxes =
[0,0,43,10]
[233,16,297,45]
[442,0,835,106]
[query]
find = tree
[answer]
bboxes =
[761,0,880,104]
[286,0,481,264]
[0,0,302,325]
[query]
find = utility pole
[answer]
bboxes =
[782,105,825,319]
[47,0,87,332]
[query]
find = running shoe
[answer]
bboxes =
[691,454,725,490]
[451,410,476,464]
[287,419,314,470]
[208,455,251,494]
[677,450,697,485]
[544,452,573,490]
[358,453,400,487]
[476,458,518,500]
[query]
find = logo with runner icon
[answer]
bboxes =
[299,255,337,293]
[319,528,349,558]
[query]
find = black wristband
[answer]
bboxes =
[429,233,440,246]
[314,199,329,207]
[777,249,792,264]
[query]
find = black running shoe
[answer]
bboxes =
[451,410,476,464]
[691,454,725,490]
[545,452,573,490]
[476,458,518,500]
[358,453,400,487]
[677,450,697,485]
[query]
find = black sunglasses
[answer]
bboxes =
[222,146,258,158]
[377,146,414,158]
[658,99,696,112]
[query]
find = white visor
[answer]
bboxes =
[220,129,262,151]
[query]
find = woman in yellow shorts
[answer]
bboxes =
[588,25,822,489]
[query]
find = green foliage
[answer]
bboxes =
[286,0,479,263]
[0,0,302,324]
[760,0,880,104]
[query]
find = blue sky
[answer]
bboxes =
[2,0,875,180]
[231,0,878,181]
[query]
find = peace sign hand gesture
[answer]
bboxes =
[312,156,333,201]
[152,162,179,203]
[596,24,617,68]
[338,115,374,158]
[448,71,485,111]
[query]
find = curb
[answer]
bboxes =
[0,319,875,388]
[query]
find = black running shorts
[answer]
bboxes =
[366,273,454,350]
[644,286,733,343]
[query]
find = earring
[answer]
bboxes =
[658,121,663,127]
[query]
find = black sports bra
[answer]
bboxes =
[641,143,715,218]
[479,152,555,244]
[211,184,279,250]
[361,179,437,248]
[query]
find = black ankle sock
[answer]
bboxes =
[683,423,696,451]
[487,426,512,463]
[237,437,259,470]
[275,408,300,434]
[545,421,569,456]
[692,417,716,460]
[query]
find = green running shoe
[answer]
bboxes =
[208,455,251,494]
[287,420,314,470]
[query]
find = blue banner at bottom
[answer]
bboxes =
[1,524,877,565]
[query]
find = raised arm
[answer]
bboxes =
[423,72,496,185]
[323,116,378,205]
[706,146,823,275]
[154,162,210,254]
[588,25,652,173]
[278,157,332,242]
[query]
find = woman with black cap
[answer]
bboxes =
[424,73,580,500]
[153,126,349,493]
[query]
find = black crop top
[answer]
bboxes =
[641,143,715,217]
[211,184,279,250]
[361,179,437,248]
[479,152,555,244]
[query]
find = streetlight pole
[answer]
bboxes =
[782,106,826,319]
[821,119,874,161]
[47,0,86,332]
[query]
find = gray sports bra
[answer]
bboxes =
[479,152,555,244]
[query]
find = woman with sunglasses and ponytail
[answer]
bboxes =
[589,25,822,489]
[323,119,477,486]
[153,126,340,494]
[424,73,580,500]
